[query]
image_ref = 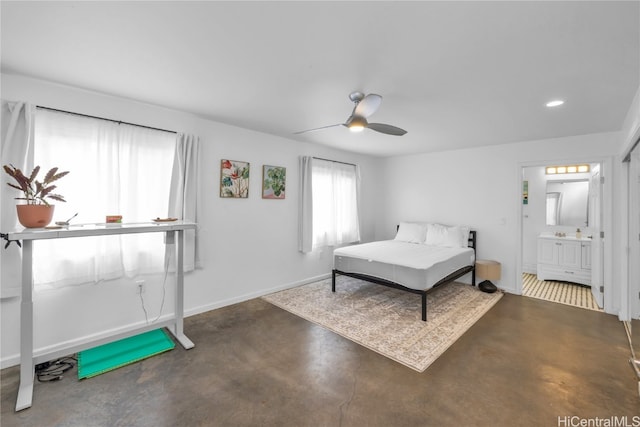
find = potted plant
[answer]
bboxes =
[3,164,69,228]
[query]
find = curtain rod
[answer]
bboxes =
[312,156,356,167]
[36,106,177,135]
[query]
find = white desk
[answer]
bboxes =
[3,221,197,411]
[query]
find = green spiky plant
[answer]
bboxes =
[3,164,69,205]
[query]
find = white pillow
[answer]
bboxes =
[425,223,448,246]
[427,224,471,248]
[459,226,471,247]
[443,226,465,247]
[394,222,427,244]
[442,226,461,247]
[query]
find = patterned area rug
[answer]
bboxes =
[262,277,503,372]
[522,273,602,311]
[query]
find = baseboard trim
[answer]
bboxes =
[184,273,331,318]
[499,285,519,295]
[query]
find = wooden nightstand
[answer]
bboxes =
[476,259,501,293]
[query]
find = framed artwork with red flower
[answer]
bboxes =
[220,159,250,198]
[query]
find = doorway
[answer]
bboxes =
[518,159,609,312]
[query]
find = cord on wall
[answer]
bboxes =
[138,281,149,324]
[136,249,171,325]
[152,249,170,323]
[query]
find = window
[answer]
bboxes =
[546,192,560,226]
[300,157,360,250]
[32,109,176,288]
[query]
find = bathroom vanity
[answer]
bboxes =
[537,234,591,285]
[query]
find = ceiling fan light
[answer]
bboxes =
[348,116,367,132]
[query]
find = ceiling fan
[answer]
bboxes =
[294,92,407,136]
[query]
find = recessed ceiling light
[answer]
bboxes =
[546,100,565,107]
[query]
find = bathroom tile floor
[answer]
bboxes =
[522,273,602,311]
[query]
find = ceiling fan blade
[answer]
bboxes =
[367,123,407,136]
[293,123,344,135]
[354,94,382,118]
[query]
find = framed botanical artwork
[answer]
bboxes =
[220,159,250,198]
[262,165,286,199]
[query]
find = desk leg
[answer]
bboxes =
[16,240,34,411]
[168,230,194,349]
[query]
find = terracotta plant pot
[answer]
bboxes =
[16,204,55,228]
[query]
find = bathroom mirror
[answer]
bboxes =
[545,179,589,227]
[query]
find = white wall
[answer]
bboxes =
[620,86,640,156]
[376,133,625,315]
[0,74,383,367]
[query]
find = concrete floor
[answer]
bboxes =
[1,293,638,426]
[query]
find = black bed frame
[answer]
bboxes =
[332,230,477,322]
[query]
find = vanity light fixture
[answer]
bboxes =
[546,164,590,175]
[546,99,565,107]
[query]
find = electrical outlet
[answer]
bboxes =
[136,280,145,295]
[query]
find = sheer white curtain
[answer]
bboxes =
[168,133,200,271]
[298,156,360,252]
[0,101,36,297]
[33,109,176,288]
[298,156,314,253]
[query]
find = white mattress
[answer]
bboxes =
[333,240,475,291]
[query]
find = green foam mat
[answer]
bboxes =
[78,328,175,379]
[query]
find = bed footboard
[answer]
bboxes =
[332,264,474,321]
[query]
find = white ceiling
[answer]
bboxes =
[1,1,638,157]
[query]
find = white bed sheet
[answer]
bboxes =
[333,240,475,291]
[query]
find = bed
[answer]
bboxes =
[332,222,476,321]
